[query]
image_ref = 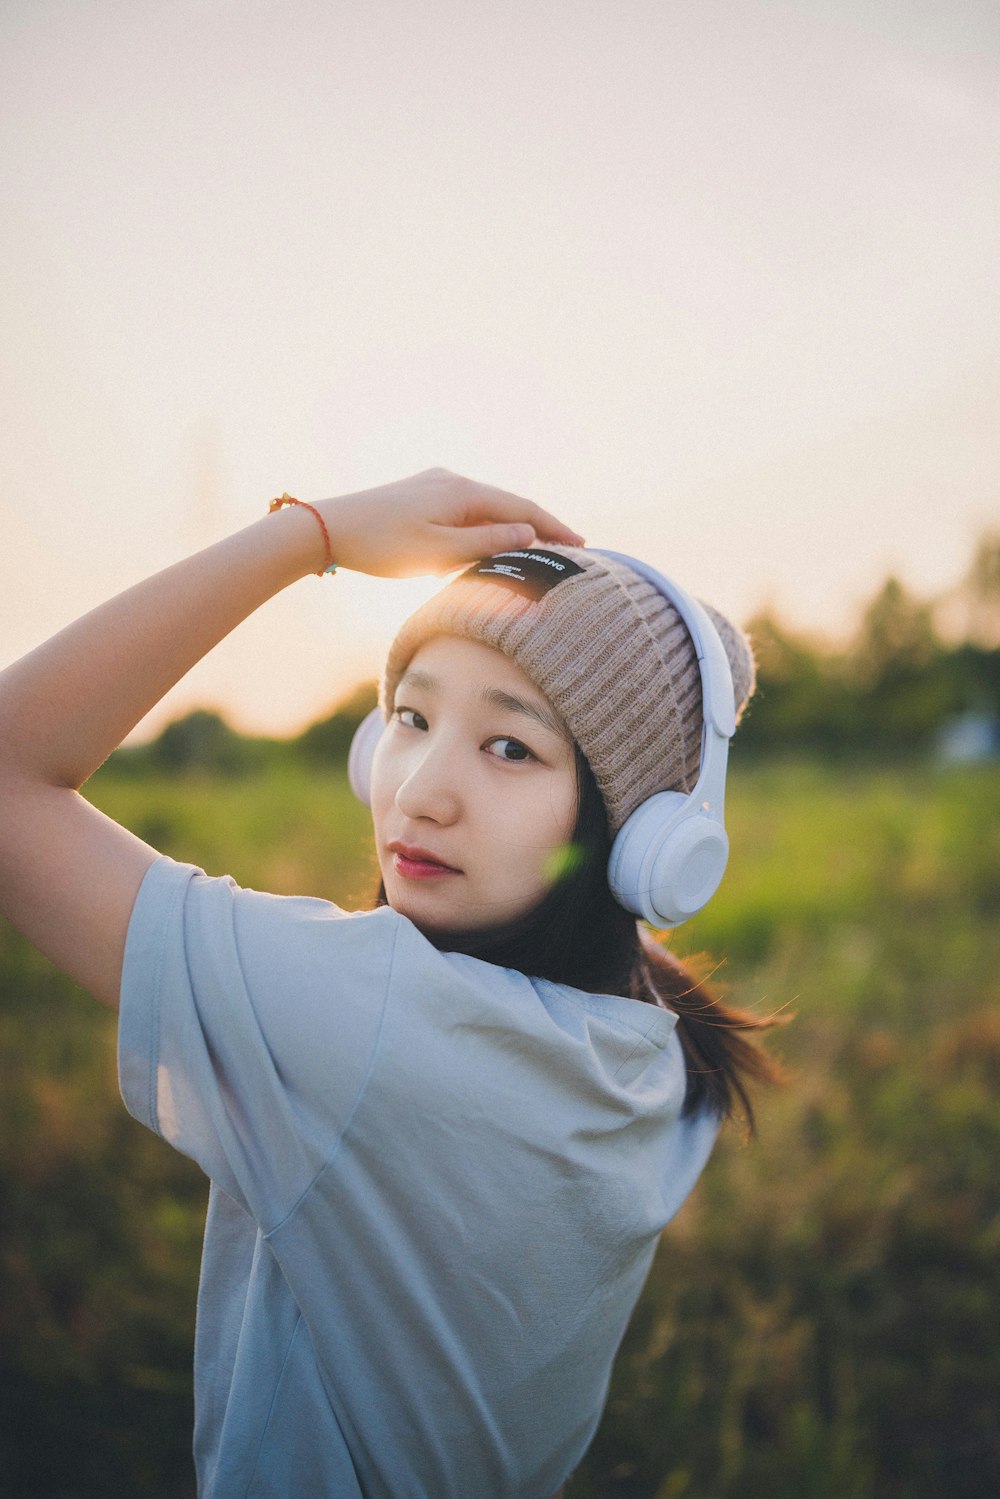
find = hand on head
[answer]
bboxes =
[320,467,586,578]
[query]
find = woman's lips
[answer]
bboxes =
[389,843,462,880]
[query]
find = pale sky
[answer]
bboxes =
[2,0,997,739]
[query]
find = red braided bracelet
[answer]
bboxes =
[268,493,338,576]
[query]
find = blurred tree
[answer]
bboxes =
[841,579,954,751]
[959,531,1000,650]
[739,612,864,754]
[849,577,941,690]
[297,680,379,766]
[148,709,258,775]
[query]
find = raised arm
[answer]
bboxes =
[0,468,584,1008]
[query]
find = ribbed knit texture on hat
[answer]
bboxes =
[381,547,755,835]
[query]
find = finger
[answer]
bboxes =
[439,522,538,562]
[531,511,587,546]
[461,487,586,547]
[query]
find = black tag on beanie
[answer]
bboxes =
[458,549,585,602]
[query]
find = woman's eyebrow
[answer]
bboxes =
[395,668,434,689]
[480,686,569,741]
[397,669,569,741]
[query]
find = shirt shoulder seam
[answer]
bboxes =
[263,911,403,1237]
[145,861,193,1135]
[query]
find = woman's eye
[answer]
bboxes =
[394,707,428,731]
[485,737,534,763]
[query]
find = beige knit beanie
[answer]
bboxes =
[381,546,755,836]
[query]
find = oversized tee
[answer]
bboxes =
[118,856,722,1498]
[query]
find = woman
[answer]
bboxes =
[0,468,785,1497]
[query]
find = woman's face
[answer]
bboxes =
[371,635,579,934]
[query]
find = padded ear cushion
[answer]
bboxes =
[347,707,387,807]
[609,792,730,927]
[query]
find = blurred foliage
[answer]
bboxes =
[296,678,379,765]
[952,531,1000,651]
[110,709,284,780]
[2,760,999,1496]
[739,581,999,758]
[112,681,381,781]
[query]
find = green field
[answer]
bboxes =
[2,758,998,1498]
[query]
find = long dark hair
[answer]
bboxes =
[373,746,791,1138]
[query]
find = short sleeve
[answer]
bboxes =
[118,856,399,1230]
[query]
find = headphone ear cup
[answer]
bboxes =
[608,792,729,927]
[347,707,387,807]
[608,792,687,919]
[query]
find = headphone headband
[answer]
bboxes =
[591,550,736,740]
[590,549,736,924]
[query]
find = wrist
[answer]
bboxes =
[267,494,339,577]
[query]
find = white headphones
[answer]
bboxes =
[347,550,736,927]
[590,550,736,926]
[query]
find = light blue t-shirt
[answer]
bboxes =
[118,856,722,1499]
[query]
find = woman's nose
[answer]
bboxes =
[394,740,461,824]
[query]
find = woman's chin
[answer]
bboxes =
[384,884,463,930]
[386,889,499,940]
